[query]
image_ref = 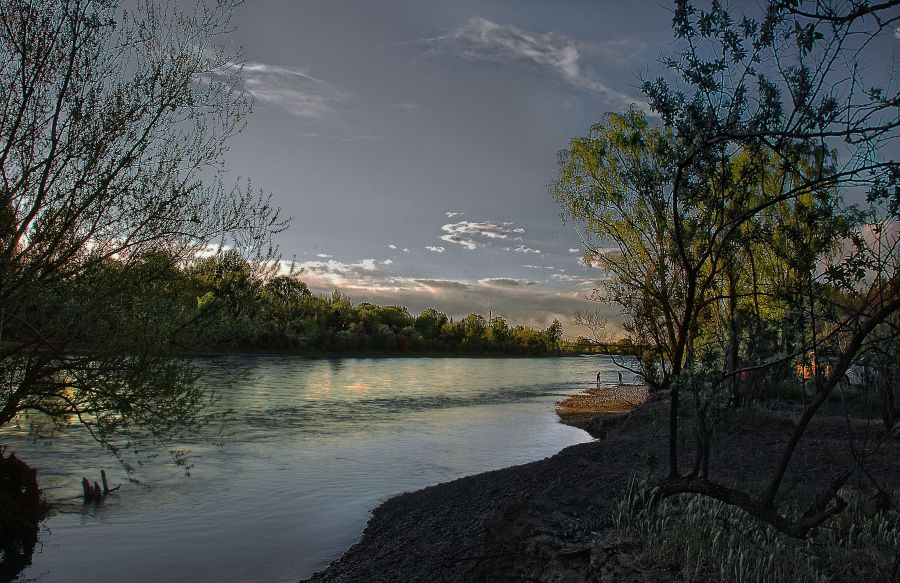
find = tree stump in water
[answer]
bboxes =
[81,478,96,503]
[82,471,119,503]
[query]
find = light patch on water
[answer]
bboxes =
[0,355,638,582]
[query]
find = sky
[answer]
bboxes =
[213,1,898,335]
[205,2,693,336]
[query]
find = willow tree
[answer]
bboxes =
[0,0,284,465]
[553,109,683,386]
[554,0,898,537]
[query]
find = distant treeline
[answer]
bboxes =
[39,249,631,356]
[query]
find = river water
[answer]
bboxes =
[1,355,636,582]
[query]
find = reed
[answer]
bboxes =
[613,480,900,582]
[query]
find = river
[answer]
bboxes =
[0,355,637,582]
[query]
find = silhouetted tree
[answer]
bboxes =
[555,0,898,536]
[0,0,284,466]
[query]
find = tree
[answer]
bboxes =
[553,110,686,384]
[545,319,564,345]
[256,274,311,347]
[460,313,487,346]
[488,316,510,344]
[554,0,898,537]
[571,309,611,345]
[415,308,448,339]
[0,0,284,469]
[190,249,260,320]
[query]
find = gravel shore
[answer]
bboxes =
[302,387,900,582]
[301,387,663,582]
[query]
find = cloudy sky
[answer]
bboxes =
[217,1,676,335]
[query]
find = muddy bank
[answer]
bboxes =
[302,391,900,582]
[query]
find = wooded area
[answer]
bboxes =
[553,0,899,544]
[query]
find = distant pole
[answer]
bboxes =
[489,310,492,325]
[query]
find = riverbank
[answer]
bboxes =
[302,387,900,582]
[179,348,640,359]
[554,384,649,438]
[300,386,660,582]
[302,391,662,583]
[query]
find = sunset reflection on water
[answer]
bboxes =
[1,355,637,583]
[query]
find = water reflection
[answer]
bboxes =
[0,530,36,583]
[0,356,636,582]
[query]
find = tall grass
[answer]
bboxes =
[613,481,900,582]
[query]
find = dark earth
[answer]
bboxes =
[303,387,900,582]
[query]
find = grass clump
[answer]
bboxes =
[613,481,900,582]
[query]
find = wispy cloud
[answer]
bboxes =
[285,262,619,332]
[440,220,526,250]
[551,273,594,285]
[512,244,541,254]
[421,17,647,110]
[478,278,535,287]
[294,257,380,288]
[426,245,446,253]
[298,258,377,275]
[568,248,581,253]
[235,60,351,123]
[415,278,467,289]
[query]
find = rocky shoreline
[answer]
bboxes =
[302,386,900,582]
[301,386,659,582]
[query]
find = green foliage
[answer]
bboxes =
[614,481,900,583]
[554,0,898,540]
[24,250,574,357]
[415,308,448,339]
[0,0,283,472]
[552,108,844,394]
